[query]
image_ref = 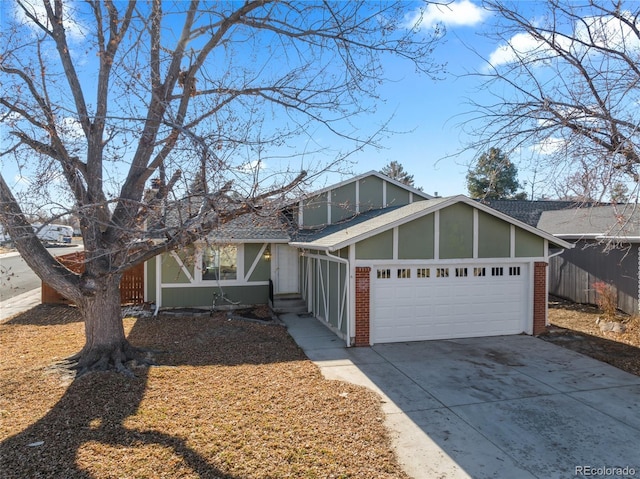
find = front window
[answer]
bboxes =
[202,245,237,281]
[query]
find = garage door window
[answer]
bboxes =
[491,267,504,276]
[509,266,521,276]
[397,268,411,279]
[377,268,391,279]
[474,267,486,277]
[436,268,449,278]
[417,268,430,278]
[455,267,468,277]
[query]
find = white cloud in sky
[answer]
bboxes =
[487,32,543,67]
[531,137,565,156]
[13,0,87,42]
[487,10,640,68]
[410,0,489,30]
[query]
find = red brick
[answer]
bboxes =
[533,262,547,335]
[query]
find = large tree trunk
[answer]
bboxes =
[69,274,151,376]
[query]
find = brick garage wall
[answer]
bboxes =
[533,262,548,335]
[354,267,371,346]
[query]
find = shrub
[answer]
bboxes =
[592,281,617,319]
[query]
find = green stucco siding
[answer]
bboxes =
[515,228,544,257]
[244,243,271,281]
[478,210,510,258]
[385,183,410,207]
[398,214,434,259]
[358,176,384,212]
[146,257,156,302]
[439,203,473,259]
[331,182,357,222]
[303,195,328,227]
[356,229,393,260]
[161,285,269,308]
[161,252,192,283]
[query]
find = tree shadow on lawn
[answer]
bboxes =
[1,308,307,478]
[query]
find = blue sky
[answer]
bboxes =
[1,0,543,202]
[336,0,514,197]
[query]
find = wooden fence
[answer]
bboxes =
[41,252,145,305]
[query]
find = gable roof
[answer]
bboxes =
[538,205,640,240]
[299,170,433,201]
[290,195,573,251]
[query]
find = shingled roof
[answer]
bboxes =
[478,200,582,227]
[538,205,640,239]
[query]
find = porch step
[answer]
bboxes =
[271,294,308,314]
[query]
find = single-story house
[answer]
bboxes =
[145,171,572,346]
[538,205,640,315]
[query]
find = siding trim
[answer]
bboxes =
[510,225,516,258]
[434,210,440,260]
[393,226,399,260]
[473,208,479,259]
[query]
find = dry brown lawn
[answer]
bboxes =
[545,297,640,377]
[0,305,407,479]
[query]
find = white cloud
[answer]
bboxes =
[409,0,489,30]
[487,9,640,68]
[59,117,85,140]
[13,0,87,42]
[531,137,565,156]
[487,32,543,67]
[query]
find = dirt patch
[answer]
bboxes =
[542,296,640,377]
[0,305,407,478]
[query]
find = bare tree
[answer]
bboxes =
[462,0,640,202]
[0,1,442,374]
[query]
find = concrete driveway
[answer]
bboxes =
[281,314,640,479]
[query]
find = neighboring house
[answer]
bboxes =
[145,171,572,346]
[479,200,584,227]
[538,205,640,315]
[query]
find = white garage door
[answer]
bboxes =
[371,264,529,343]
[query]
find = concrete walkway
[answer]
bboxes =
[0,287,41,323]
[281,313,640,479]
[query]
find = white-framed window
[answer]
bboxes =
[474,267,486,277]
[202,245,239,281]
[417,268,430,278]
[455,267,468,277]
[491,266,504,276]
[509,266,521,276]
[397,268,411,279]
[436,267,449,278]
[377,268,391,279]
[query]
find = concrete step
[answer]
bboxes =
[271,294,308,314]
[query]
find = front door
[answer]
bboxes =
[274,244,299,294]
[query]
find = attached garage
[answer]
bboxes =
[371,262,529,343]
[291,194,572,346]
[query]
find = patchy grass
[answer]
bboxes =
[0,305,407,479]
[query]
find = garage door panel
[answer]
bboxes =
[372,264,529,343]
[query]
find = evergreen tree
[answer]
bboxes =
[380,161,416,188]
[466,148,527,200]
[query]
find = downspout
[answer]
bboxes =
[325,250,351,348]
[154,255,162,316]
